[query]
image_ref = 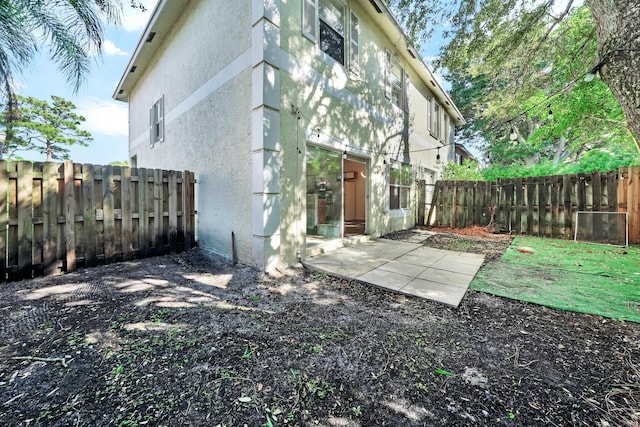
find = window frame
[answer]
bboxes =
[349,11,359,73]
[150,96,164,147]
[304,0,362,70]
[318,0,346,65]
[389,160,412,210]
[386,51,405,109]
[302,0,318,41]
[434,103,441,141]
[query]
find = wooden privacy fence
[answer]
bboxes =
[0,160,196,281]
[427,166,640,244]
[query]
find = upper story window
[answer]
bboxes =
[150,96,164,147]
[302,0,358,69]
[319,0,345,64]
[444,112,450,143]
[426,96,432,133]
[349,12,359,72]
[386,52,405,109]
[434,103,441,140]
[302,0,317,40]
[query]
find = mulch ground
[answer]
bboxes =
[0,228,638,426]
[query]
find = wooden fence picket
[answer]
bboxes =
[0,161,196,282]
[428,167,640,244]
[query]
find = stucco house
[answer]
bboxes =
[113,0,464,271]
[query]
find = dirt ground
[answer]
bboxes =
[1,229,638,426]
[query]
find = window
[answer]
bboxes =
[302,0,317,41]
[444,112,450,143]
[303,0,361,69]
[389,161,411,210]
[349,12,359,72]
[319,0,345,64]
[434,103,441,140]
[386,52,403,108]
[426,96,432,133]
[150,96,164,146]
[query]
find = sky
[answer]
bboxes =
[14,0,454,165]
[14,0,159,164]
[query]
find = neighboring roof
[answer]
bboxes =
[113,0,465,125]
[455,143,477,162]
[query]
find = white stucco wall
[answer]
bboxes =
[127,0,255,263]
[121,0,462,269]
[276,0,458,263]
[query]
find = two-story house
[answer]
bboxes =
[113,0,464,271]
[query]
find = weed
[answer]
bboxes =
[110,365,124,377]
[414,382,429,392]
[66,331,82,347]
[36,408,53,423]
[40,321,54,333]
[351,405,362,416]
[435,368,455,376]
[305,378,333,399]
[242,344,256,359]
[250,295,261,301]
[151,309,166,323]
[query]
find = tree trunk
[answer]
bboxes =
[552,135,566,166]
[587,0,640,140]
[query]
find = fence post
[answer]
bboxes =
[82,164,97,267]
[182,171,192,249]
[168,170,178,254]
[63,160,76,272]
[621,166,640,244]
[0,161,7,281]
[153,169,163,254]
[417,179,425,226]
[121,166,133,260]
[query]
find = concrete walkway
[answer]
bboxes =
[302,238,485,307]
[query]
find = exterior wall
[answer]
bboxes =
[122,0,462,269]
[276,0,455,264]
[127,0,255,263]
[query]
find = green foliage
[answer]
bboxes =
[481,145,640,180]
[110,160,129,167]
[388,1,639,172]
[2,95,92,161]
[445,6,638,171]
[441,159,483,181]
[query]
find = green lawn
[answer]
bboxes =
[471,236,640,322]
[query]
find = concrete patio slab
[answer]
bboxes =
[417,268,474,288]
[302,238,485,307]
[401,279,468,307]
[357,268,414,291]
[378,260,428,277]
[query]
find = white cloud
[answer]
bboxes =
[121,0,159,32]
[76,97,128,137]
[103,40,128,56]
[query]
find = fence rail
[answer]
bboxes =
[428,166,640,244]
[0,160,196,281]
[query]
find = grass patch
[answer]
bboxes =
[471,236,640,322]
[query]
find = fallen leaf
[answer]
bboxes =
[238,396,251,403]
[517,247,535,254]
